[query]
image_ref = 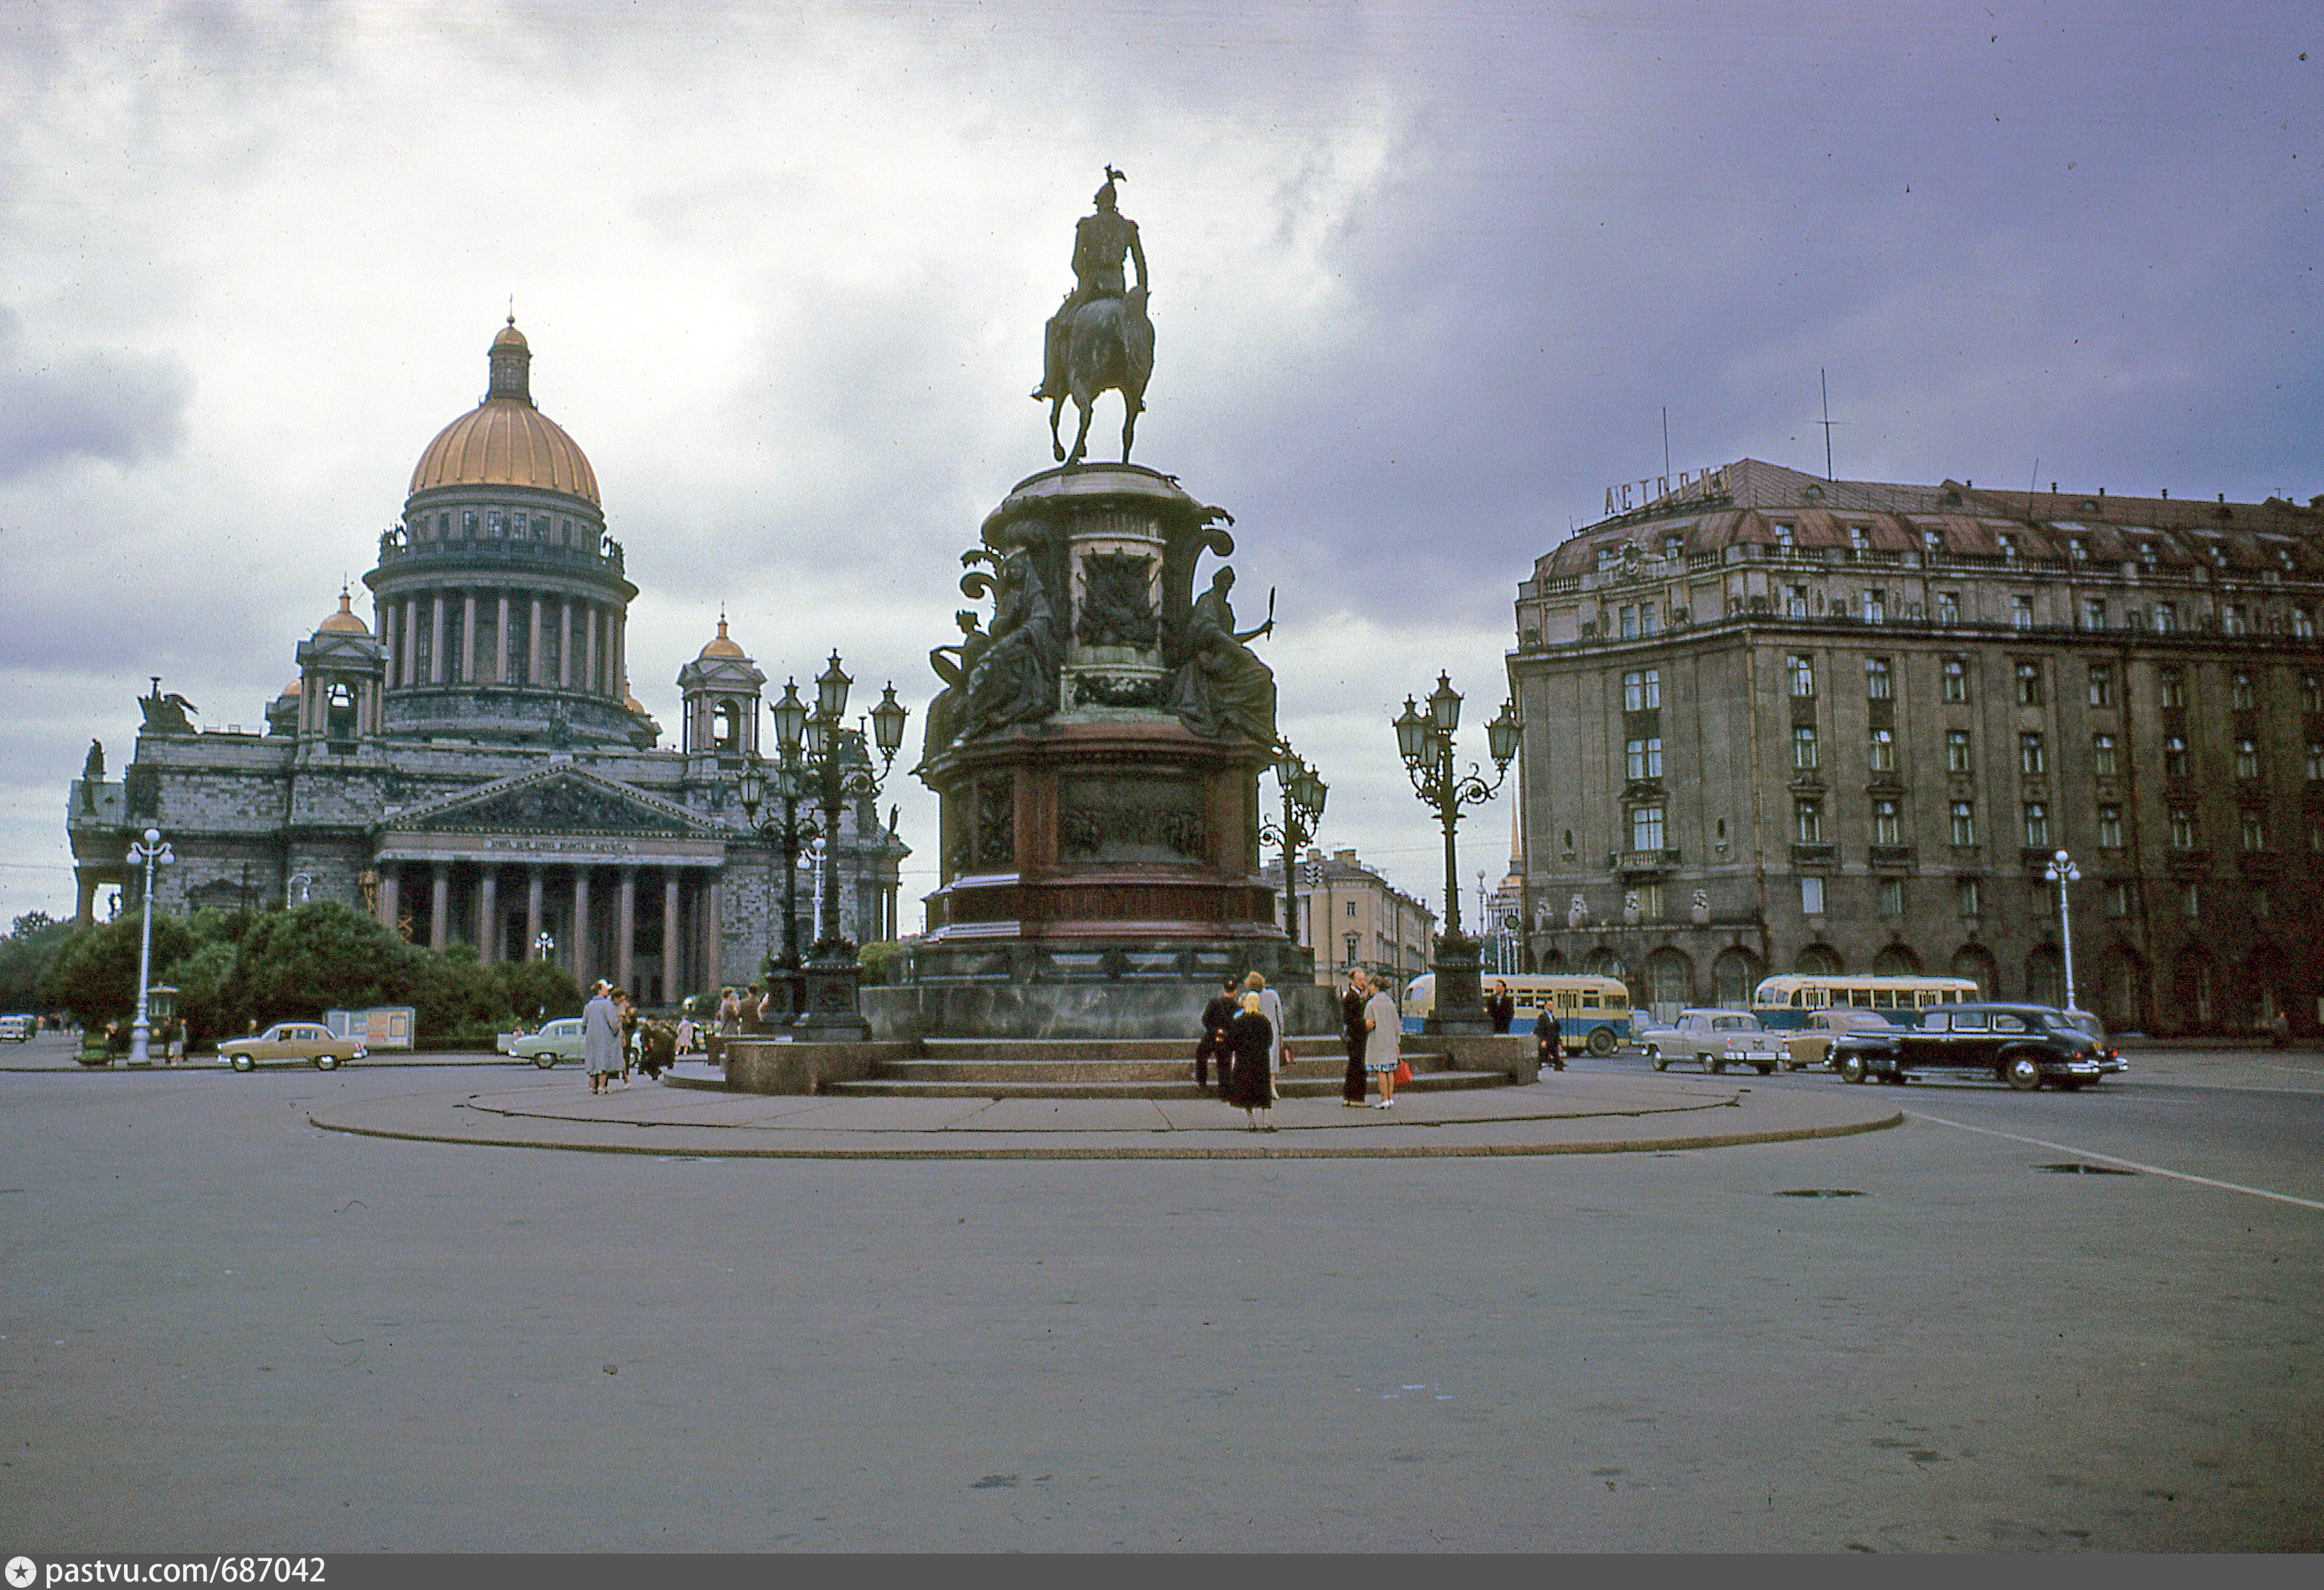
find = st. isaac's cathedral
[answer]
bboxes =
[67,321,908,1004]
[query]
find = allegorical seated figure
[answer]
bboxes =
[918,609,989,769]
[1169,566,1275,744]
[963,553,1062,738]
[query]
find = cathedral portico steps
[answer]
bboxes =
[824,1036,1507,1101]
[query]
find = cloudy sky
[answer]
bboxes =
[1,0,2315,933]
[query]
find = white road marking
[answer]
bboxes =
[1906,1109,2324,1212]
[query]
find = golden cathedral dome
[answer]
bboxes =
[407,318,600,506]
[316,590,370,635]
[697,615,748,661]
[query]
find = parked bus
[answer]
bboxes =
[1749,975,1978,1031]
[1402,973,1634,1054]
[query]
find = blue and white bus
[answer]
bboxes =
[1750,974,1978,1031]
[1402,973,1634,1054]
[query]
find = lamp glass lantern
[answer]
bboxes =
[870,683,907,762]
[1486,698,1523,767]
[736,759,767,815]
[816,652,852,722]
[771,680,807,756]
[1393,697,1429,765]
[1428,671,1463,734]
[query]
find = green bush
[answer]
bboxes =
[857,940,908,987]
[40,912,200,1029]
[494,957,583,1027]
[0,911,74,1012]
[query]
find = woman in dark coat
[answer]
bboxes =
[1223,991,1277,1131]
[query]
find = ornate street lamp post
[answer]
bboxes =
[736,689,818,1023]
[533,930,555,962]
[1393,674,1521,1035]
[125,826,174,1067]
[790,652,907,1040]
[286,872,313,909]
[1259,742,1327,944]
[2044,848,2082,1014]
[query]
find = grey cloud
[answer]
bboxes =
[0,308,193,480]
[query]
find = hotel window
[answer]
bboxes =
[1622,668,1661,710]
[1630,805,1666,852]
[2235,739,2259,780]
[1786,585,1809,618]
[2015,661,2042,706]
[1801,876,1825,915]
[1791,726,1819,772]
[1923,529,1943,555]
[1863,588,1887,624]
[2308,742,2324,782]
[1941,657,1968,702]
[2098,806,2123,848]
[2087,664,2114,707]
[2140,540,2159,568]
[1950,802,1976,846]
[1946,730,1972,773]
[2181,884,2201,919]
[2020,733,2046,776]
[1789,655,1816,697]
[1867,728,1896,772]
[2169,809,2196,850]
[2160,668,2185,709]
[2305,674,2322,713]
[1640,603,1659,636]
[2092,733,2118,776]
[1877,879,1904,918]
[1848,525,1868,550]
[2011,595,2033,629]
[1663,536,1684,559]
[2023,803,2049,847]
[1998,533,2018,561]
[2067,536,2088,562]
[2295,608,2317,640]
[1773,522,1794,548]
[2164,736,2189,778]
[2242,812,2267,852]
[1865,657,1892,699]
[1794,800,1824,845]
[2231,671,2256,710]
[1625,735,1663,780]
[1956,878,1982,916]
[1873,798,1902,845]
[1345,900,1357,918]
[2154,602,2177,633]
[2107,881,2132,918]
[1936,591,1960,624]
[1619,605,1638,639]
[2083,598,2107,631]
[2224,604,2248,637]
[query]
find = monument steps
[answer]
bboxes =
[876,1050,1452,1084]
[827,1067,1506,1101]
[917,1036,1354,1063]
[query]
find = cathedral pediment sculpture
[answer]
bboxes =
[391,768,702,837]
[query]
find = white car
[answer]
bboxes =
[1644,1010,1787,1076]
[217,1021,366,1072]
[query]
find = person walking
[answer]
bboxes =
[582,982,621,1096]
[1223,991,1276,1131]
[1363,975,1402,1108]
[1339,969,1371,1106]
[716,987,741,1036]
[1195,975,1239,1093]
[1243,971,1284,1099]
[637,1018,676,1080]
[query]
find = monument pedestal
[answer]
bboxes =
[1423,934,1493,1036]
[884,463,1328,1040]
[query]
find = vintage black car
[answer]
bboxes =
[1827,1002,2127,1091]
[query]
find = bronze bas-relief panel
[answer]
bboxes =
[1056,775,1206,863]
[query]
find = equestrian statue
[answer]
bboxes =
[1034,166,1154,468]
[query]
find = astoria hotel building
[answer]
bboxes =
[1508,459,2324,1036]
[67,322,907,1002]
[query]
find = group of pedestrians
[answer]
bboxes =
[580,982,679,1094]
[1194,967,1405,1129]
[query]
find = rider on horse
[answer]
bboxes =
[1034,167,1146,404]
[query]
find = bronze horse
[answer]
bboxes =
[1045,287,1153,467]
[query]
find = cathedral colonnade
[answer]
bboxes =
[369,856,721,1006]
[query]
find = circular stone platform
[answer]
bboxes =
[306,1069,1901,1160]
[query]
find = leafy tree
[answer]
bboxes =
[494,957,583,1026]
[228,901,423,1031]
[40,912,201,1029]
[0,912,76,1012]
[409,941,509,1041]
[857,940,908,987]
[159,938,241,1047]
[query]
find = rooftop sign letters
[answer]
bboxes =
[1604,466,1732,518]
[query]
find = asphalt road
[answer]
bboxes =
[1,1046,2317,1552]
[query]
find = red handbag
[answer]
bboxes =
[1393,1060,1413,1085]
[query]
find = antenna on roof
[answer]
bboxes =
[1661,406,1671,483]
[1817,369,1846,481]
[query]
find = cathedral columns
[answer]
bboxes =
[559,602,573,689]
[662,868,680,1005]
[571,868,592,988]
[704,876,723,994]
[429,596,446,685]
[477,867,498,963]
[529,595,544,686]
[616,867,637,993]
[526,867,543,962]
[377,865,399,934]
[461,591,477,683]
[495,594,511,685]
[428,863,449,952]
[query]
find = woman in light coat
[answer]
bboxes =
[581,984,622,1096]
[1363,979,1402,1107]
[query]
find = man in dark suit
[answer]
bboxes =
[1195,975,1239,1093]
[1340,970,1371,1106]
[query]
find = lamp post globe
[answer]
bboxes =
[125,826,174,1067]
[1392,678,1520,1035]
[2045,848,2083,1014]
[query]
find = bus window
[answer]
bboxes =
[1580,992,1600,1008]
[1790,991,1806,1008]
[1849,988,1872,1008]
[1605,992,1627,1011]
[1872,989,1894,1009]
